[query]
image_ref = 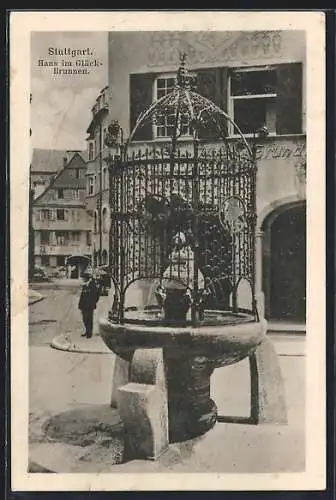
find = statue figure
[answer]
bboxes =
[156,231,207,322]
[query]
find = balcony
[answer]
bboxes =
[92,87,109,117]
[34,219,90,231]
[36,244,92,256]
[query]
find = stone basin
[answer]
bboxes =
[100,309,267,442]
[100,308,265,367]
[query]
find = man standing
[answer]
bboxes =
[78,272,101,338]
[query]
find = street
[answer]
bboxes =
[29,281,111,346]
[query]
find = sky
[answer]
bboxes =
[31,32,108,151]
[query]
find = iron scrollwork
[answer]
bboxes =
[108,53,258,323]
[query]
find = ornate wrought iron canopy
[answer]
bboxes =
[126,52,252,157]
[107,53,258,327]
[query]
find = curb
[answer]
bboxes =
[29,296,45,306]
[31,284,81,291]
[28,460,56,473]
[50,333,111,355]
[29,290,45,306]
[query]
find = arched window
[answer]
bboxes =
[102,207,109,233]
[102,249,108,265]
[103,167,108,190]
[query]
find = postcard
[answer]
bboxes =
[10,10,326,491]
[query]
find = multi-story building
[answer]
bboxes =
[33,151,92,277]
[107,31,307,332]
[85,86,110,267]
[30,149,72,199]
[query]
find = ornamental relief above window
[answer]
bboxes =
[147,31,282,68]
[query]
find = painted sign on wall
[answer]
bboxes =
[255,142,306,161]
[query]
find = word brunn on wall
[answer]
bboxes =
[255,142,306,161]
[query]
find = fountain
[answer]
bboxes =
[100,53,287,460]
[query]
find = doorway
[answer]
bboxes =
[264,203,306,322]
[66,255,91,279]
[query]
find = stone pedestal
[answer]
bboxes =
[111,356,130,408]
[117,348,169,460]
[255,230,265,318]
[165,354,217,442]
[249,336,288,424]
[100,315,287,460]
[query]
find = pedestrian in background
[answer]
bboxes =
[78,272,101,338]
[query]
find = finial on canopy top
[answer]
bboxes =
[177,52,195,90]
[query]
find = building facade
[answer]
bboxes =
[30,149,73,199]
[85,86,111,267]
[33,152,92,277]
[107,31,306,331]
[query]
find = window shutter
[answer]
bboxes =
[276,63,302,135]
[64,209,69,221]
[130,73,155,141]
[196,68,228,140]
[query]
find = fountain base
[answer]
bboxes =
[165,354,218,441]
[100,310,287,459]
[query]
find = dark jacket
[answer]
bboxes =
[78,279,100,311]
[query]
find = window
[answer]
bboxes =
[130,63,302,141]
[75,168,80,179]
[40,231,50,245]
[72,231,80,243]
[228,64,303,136]
[57,188,64,199]
[130,69,225,141]
[56,209,65,220]
[40,209,53,221]
[72,189,80,200]
[102,207,109,233]
[71,210,80,222]
[102,250,108,265]
[94,211,98,234]
[103,168,108,190]
[88,142,94,161]
[95,136,100,156]
[55,231,69,246]
[56,256,66,266]
[86,230,92,246]
[154,76,190,138]
[41,255,50,266]
[228,68,276,136]
[88,176,94,196]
